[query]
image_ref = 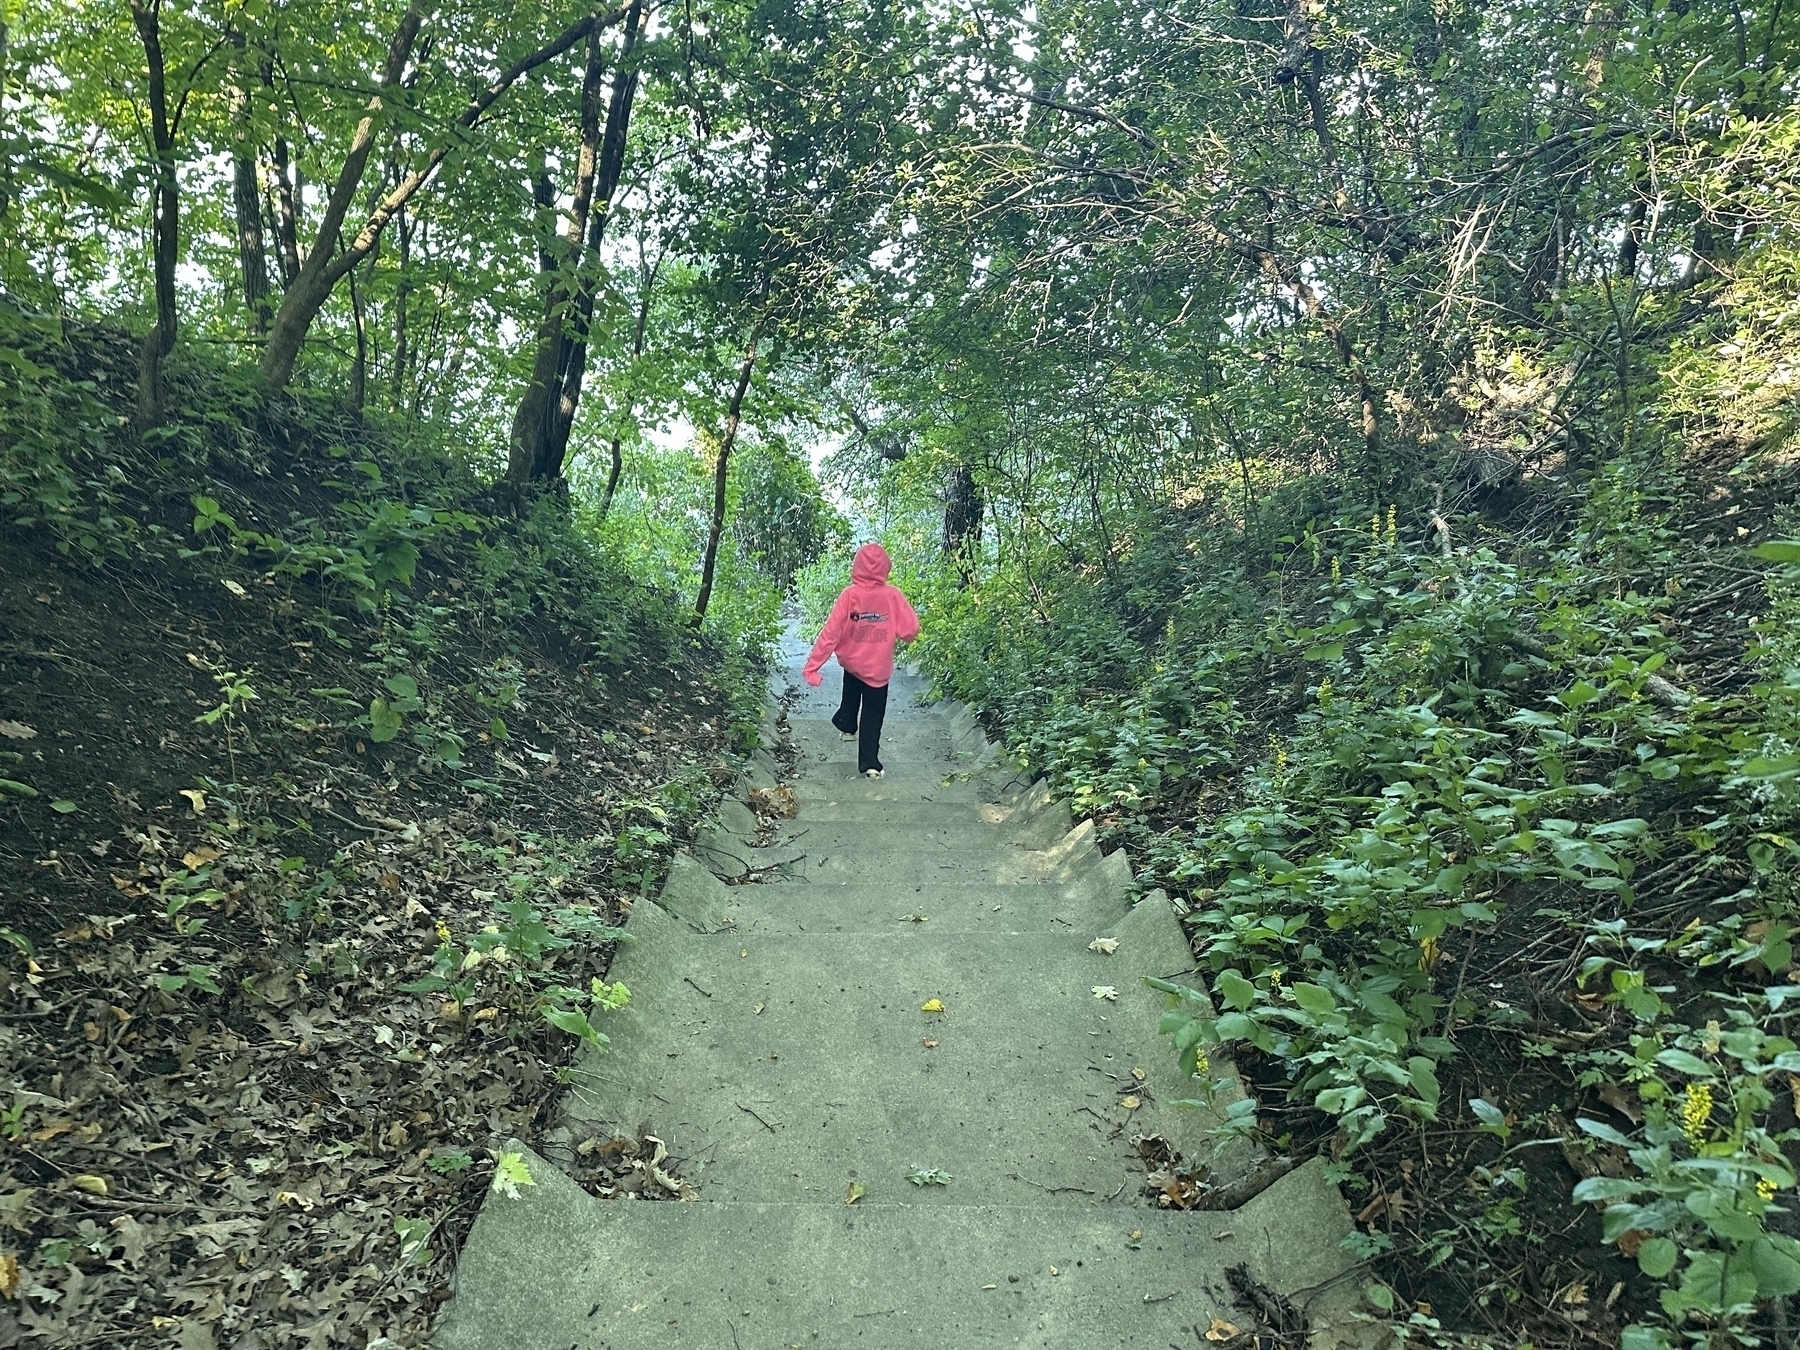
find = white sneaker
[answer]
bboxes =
[840,731,856,742]
[864,768,882,779]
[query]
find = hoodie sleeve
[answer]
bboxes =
[803,590,852,682]
[892,587,920,643]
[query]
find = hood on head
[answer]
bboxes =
[851,543,892,585]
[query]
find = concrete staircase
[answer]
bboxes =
[436,660,1371,1349]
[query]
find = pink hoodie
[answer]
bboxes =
[803,544,920,688]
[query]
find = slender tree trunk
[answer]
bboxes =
[271,134,302,286]
[348,264,368,411]
[598,246,664,518]
[694,329,762,621]
[228,31,270,333]
[391,201,412,406]
[131,0,178,429]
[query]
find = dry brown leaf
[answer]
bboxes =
[0,1251,19,1297]
[1120,1095,1142,1110]
[921,1038,939,1048]
[0,721,36,740]
[1204,1319,1241,1342]
[1089,937,1120,955]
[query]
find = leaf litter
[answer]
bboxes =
[0,525,736,1349]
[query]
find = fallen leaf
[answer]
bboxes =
[1788,1074,1800,1119]
[1132,1067,1146,1082]
[753,1001,765,1015]
[740,949,748,958]
[181,845,223,869]
[0,721,36,739]
[70,1174,108,1196]
[922,1038,939,1048]
[920,998,945,1013]
[1091,985,1119,1002]
[178,789,207,815]
[1120,1095,1142,1110]
[0,1251,18,1296]
[221,579,248,599]
[845,1181,866,1205]
[1599,1083,1643,1124]
[1204,1319,1241,1342]
[1089,937,1119,955]
[491,1152,536,1200]
[50,799,77,814]
[273,1190,315,1210]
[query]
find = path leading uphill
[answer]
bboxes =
[437,636,1369,1348]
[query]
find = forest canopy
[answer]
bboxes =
[6,0,1800,1344]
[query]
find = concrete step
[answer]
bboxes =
[437,1151,1368,1350]
[558,896,1253,1207]
[727,878,1125,936]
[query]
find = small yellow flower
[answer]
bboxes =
[1193,1052,1210,1076]
[1758,1177,1779,1202]
[1318,678,1333,704]
[1680,1083,1714,1148]
[1330,556,1342,583]
[435,920,452,944]
[1385,504,1397,546]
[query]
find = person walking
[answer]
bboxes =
[802,543,919,778]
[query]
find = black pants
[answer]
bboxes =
[831,671,889,773]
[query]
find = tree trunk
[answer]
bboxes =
[942,461,984,586]
[509,0,645,482]
[391,201,412,405]
[598,246,663,518]
[694,331,762,621]
[260,1,425,387]
[131,0,178,430]
[348,265,368,411]
[271,134,302,287]
[509,28,611,482]
[228,31,270,333]
[260,5,624,389]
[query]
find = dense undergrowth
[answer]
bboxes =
[0,311,773,1348]
[889,454,1800,1347]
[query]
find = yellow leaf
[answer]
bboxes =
[1204,1319,1241,1342]
[920,998,945,1013]
[70,1174,108,1196]
[0,1252,18,1297]
[845,1181,866,1205]
[221,579,248,599]
[1120,1095,1142,1110]
[178,789,207,815]
[181,846,223,869]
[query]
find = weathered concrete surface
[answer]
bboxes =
[437,626,1373,1349]
[437,1145,1369,1350]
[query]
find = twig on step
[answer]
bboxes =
[683,976,714,998]
[736,1102,778,1132]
